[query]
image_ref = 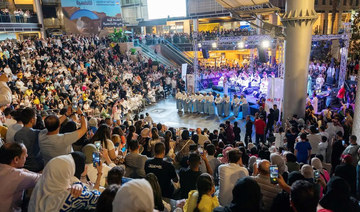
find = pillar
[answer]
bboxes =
[324,11,329,34]
[256,15,262,34]
[34,0,45,38]
[337,10,343,33]
[353,73,360,144]
[281,0,318,121]
[193,19,199,92]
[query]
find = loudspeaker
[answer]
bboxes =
[202,48,209,59]
[257,47,268,63]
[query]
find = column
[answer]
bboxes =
[353,73,360,144]
[323,11,329,34]
[34,0,45,38]
[337,10,343,33]
[256,15,262,34]
[193,19,199,92]
[281,0,318,121]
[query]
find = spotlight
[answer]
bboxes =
[261,40,270,49]
[212,42,217,48]
[198,43,202,48]
[238,41,245,49]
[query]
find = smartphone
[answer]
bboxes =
[314,170,320,183]
[270,165,279,184]
[94,141,101,150]
[92,152,100,167]
[122,146,126,152]
[198,147,203,154]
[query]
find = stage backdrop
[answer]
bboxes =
[61,0,122,35]
[266,78,283,121]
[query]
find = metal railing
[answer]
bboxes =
[0,14,38,23]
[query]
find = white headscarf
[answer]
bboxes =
[28,154,75,212]
[112,179,154,212]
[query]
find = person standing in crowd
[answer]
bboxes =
[331,131,346,174]
[240,95,249,119]
[295,133,312,164]
[254,115,266,146]
[245,115,253,145]
[342,135,359,167]
[222,94,230,117]
[307,125,321,157]
[176,89,183,113]
[232,95,240,118]
[233,122,241,142]
[0,143,41,212]
[218,149,249,206]
[215,94,223,117]
[208,93,215,116]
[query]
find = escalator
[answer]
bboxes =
[139,43,176,68]
[161,40,194,66]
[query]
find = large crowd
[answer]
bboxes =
[0,34,359,212]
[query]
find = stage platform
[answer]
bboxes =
[142,97,255,140]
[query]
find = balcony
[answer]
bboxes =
[0,14,41,32]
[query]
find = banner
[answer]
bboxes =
[186,74,195,94]
[181,63,187,82]
[61,0,122,35]
[266,78,283,121]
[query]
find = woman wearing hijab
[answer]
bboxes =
[311,157,330,198]
[28,152,103,212]
[270,153,288,182]
[213,177,262,212]
[319,176,360,212]
[112,178,155,212]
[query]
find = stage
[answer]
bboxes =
[142,97,253,140]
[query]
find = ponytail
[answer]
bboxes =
[194,173,214,212]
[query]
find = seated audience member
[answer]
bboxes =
[206,144,221,180]
[311,157,330,197]
[214,177,262,212]
[318,176,360,212]
[3,107,16,127]
[5,109,23,143]
[124,140,147,178]
[271,171,305,212]
[90,124,117,160]
[112,179,154,212]
[285,152,299,172]
[218,148,249,206]
[290,180,319,212]
[179,152,202,199]
[253,160,290,212]
[0,143,41,211]
[175,130,195,164]
[107,166,127,186]
[28,152,102,211]
[39,108,88,164]
[146,173,171,212]
[82,144,116,187]
[145,142,178,199]
[14,107,44,172]
[96,184,120,212]
[334,154,357,196]
[183,173,219,212]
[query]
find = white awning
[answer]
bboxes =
[216,0,270,9]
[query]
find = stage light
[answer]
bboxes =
[261,40,270,49]
[238,41,245,49]
[212,42,217,48]
[198,43,202,48]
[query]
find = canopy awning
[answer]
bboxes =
[216,0,270,8]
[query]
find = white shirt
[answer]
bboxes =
[218,163,249,206]
[274,132,285,149]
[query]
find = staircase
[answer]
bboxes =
[161,40,194,66]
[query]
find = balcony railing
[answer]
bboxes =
[0,14,38,23]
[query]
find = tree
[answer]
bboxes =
[350,12,360,60]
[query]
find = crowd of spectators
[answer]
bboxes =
[0,34,358,212]
[138,28,255,45]
[0,8,36,23]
